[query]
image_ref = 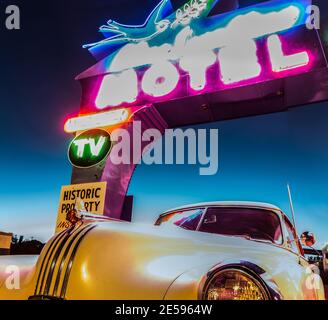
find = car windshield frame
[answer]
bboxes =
[157,206,284,245]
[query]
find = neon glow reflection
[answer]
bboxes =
[92,2,313,109]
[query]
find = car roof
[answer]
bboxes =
[161,201,283,216]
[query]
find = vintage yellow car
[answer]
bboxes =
[0,201,325,300]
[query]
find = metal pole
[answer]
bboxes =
[287,183,298,231]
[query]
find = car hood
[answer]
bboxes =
[62,220,290,299]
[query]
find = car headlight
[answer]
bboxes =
[204,268,269,300]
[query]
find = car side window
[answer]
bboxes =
[284,218,301,255]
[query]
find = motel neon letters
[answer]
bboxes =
[95,4,311,109]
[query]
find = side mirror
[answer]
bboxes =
[300,231,316,247]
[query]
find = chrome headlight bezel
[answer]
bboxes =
[202,267,271,301]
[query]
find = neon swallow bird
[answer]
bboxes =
[83,0,218,50]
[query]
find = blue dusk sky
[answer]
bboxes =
[0,0,327,247]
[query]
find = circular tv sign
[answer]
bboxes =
[68,129,112,168]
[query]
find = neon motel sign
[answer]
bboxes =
[65,0,324,132]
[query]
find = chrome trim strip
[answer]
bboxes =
[60,225,97,299]
[42,224,87,296]
[34,227,72,295]
[52,224,95,297]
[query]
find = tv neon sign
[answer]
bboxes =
[68,129,112,168]
[81,0,316,111]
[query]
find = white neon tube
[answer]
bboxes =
[65,109,130,133]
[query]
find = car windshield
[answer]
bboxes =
[199,207,283,244]
[156,208,204,231]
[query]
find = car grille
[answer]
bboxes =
[30,223,96,300]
